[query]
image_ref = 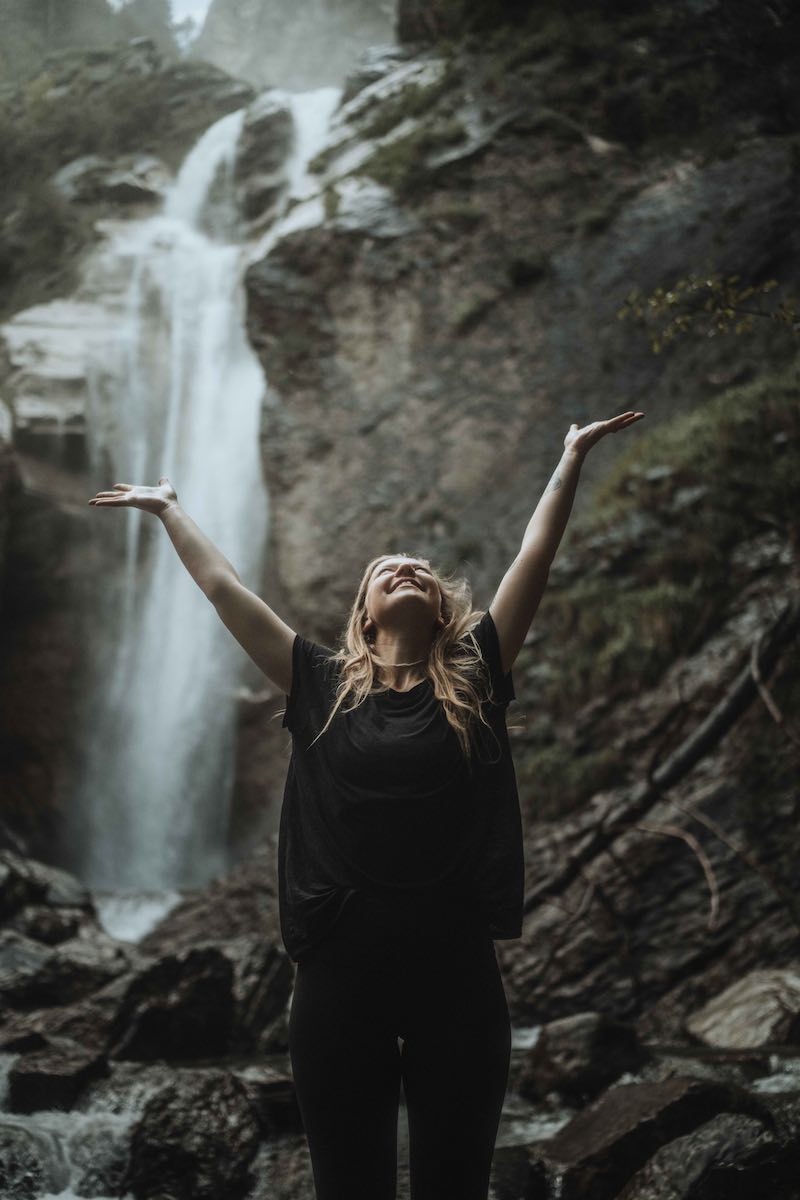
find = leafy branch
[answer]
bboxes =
[617,274,800,353]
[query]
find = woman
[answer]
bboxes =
[88,410,644,1199]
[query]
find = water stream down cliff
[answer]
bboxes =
[70,88,340,921]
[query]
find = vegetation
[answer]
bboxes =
[618,274,800,354]
[0,0,176,82]
[513,359,799,820]
[359,120,467,199]
[0,46,245,318]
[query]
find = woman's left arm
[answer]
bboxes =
[490,411,645,675]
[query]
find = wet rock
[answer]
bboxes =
[121,1068,261,1200]
[233,1063,303,1135]
[236,91,294,178]
[65,1116,131,1199]
[0,970,132,1055]
[52,153,171,206]
[7,1035,110,1113]
[530,1075,778,1200]
[0,1122,51,1196]
[6,904,88,946]
[106,945,235,1061]
[517,1011,649,1104]
[685,968,800,1049]
[616,1110,796,1200]
[234,90,293,222]
[0,850,94,919]
[342,45,414,105]
[330,177,418,239]
[0,927,132,1010]
[225,935,293,1054]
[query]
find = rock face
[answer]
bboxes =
[192,0,393,90]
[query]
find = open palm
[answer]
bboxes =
[564,411,645,457]
[88,476,177,515]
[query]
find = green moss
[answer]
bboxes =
[527,359,800,727]
[358,120,466,198]
[0,52,246,319]
[585,366,800,546]
[358,67,461,141]
[323,185,340,222]
[544,576,705,702]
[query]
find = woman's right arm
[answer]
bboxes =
[89,477,296,695]
[160,504,296,695]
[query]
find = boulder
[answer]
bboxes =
[528,1076,778,1200]
[224,935,293,1054]
[0,1122,52,1196]
[617,1110,798,1200]
[105,945,235,1061]
[517,1011,649,1104]
[0,849,94,918]
[0,927,132,1010]
[685,968,800,1049]
[120,1068,262,1200]
[233,1063,303,1136]
[7,1035,110,1113]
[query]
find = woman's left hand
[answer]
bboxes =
[564,411,645,458]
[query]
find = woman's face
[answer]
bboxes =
[363,556,442,636]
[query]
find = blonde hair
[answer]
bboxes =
[307,552,502,765]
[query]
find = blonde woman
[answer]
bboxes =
[88,410,644,1199]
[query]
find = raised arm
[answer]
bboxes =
[489,411,645,676]
[88,476,296,694]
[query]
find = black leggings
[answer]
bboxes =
[288,893,511,1200]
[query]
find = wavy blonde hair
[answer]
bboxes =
[307,552,502,765]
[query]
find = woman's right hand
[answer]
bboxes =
[87,475,178,516]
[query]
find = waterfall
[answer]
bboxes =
[72,88,340,925]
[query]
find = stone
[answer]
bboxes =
[616,1111,789,1200]
[106,946,236,1061]
[517,1011,649,1104]
[233,1063,303,1135]
[120,1069,261,1200]
[0,927,132,1010]
[0,850,94,917]
[531,1076,778,1200]
[686,968,800,1050]
[0,1123,51,1195]
[7,1036,110,1113]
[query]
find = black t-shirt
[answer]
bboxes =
[278,610,524,962]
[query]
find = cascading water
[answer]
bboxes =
[70,87,340,935]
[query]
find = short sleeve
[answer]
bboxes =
[468,610,515,709]
[282,633,337,734]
